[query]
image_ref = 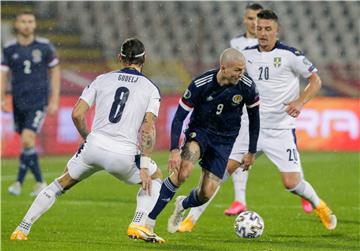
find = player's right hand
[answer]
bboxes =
[140,168,152,195]
[168,149,181,173]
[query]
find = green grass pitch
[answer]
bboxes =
[1,151,359,251]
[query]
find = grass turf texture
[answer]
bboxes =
[1,152,359,251]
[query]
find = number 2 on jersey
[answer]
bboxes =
[109,87,130,123]
[24,60,32,74]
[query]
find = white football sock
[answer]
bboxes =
[232,168,248,205]
[17,180,63,235]
[185,185,220,224]
[222,169,230,182]
[287,179,321,207]
[131,178,161,226]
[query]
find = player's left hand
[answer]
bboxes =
[48,100,59,115]
[240,152,256,171]
[140,168,152,195]
[284,99,303,118]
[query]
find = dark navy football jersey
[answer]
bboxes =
[180,69,259,138]
[1,37,59,110]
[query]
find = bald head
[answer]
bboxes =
[220,48,245,66]
[217,48,246,86]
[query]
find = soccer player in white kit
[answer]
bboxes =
[225,2,263,216]
[227,3,312,217]
[178,9,337,232]
[10,38,165,242]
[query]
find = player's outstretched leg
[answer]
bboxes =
[178,169,231,232]
[10,179,64,240]
[224,169,248,216]
[286,177,336,230]
[315,200,337,230]
[128,178,164,243]
[178,185,220,233]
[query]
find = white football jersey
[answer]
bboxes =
[242,42,318,129]
[230,34,258,52]
[80,68,161,155]
[230,34,259,126]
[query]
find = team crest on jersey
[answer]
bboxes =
[32,49,42,63]
[183,89,191,99]
[12,53,19,60]
[189,132,197,138]
[232,95,243,104]
[273,57,281,68]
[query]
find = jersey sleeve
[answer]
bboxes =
[242,76,260,108]
[291,52,318,78]
[179,80,200,111]
[80,80,97,107]
[1,48,10,72]
[146,87,161,117]
[46,42,59,68]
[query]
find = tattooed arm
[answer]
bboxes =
[139,112,157,194]
[72,99,90,140]
[139,112,157,156]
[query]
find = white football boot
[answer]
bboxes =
[8,182,22,196]
[168,195,186,233]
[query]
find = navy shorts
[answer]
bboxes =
[13,106,47,134]
[183,128,235,179]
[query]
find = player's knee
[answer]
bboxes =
[283,179,299,190]
[57,171,78,190]
[282,172,301,190]
[177,161,193,185]
[227,159,242,175]
[21,132,36,148]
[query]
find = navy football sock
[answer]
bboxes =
[25,148,43,183]
[148,177,178,220]
[182,188,202,210]
[16,153,29,184]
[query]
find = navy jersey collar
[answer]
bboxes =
[119,67,143,76]
[257,40,280,52]
[17,39,36,48]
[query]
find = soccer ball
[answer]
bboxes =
[234,211,264,238]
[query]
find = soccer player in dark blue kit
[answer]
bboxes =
[1,10,61,196]
[140,48,260,242]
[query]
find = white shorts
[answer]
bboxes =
[67,140,157,184]
[229,127,302,173]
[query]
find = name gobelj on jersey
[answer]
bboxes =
[243,41,318,129]
[80,68,161,155]
[1,37,59,109]
[179,69,259,138]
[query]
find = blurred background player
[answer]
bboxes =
[10,38,164,243]
[140,48,260,242]
[1,10,60,196]
[178,9,337,233]
[225,2,264,216]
